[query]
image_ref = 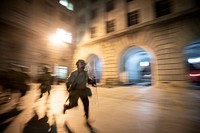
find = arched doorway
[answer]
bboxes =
[119,46,153,86]
[184,40,200,89]
[86,54,103,83]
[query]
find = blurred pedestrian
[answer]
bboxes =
[37,66,53,98]
[18,66,31,97]
[0,70,9,91]
[63,59,96,121]
[7,65,30,105]
[0,70,12,104]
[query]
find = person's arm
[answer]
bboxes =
[66,72,76,91]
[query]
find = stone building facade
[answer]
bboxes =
[0,0,76,81]
[74,0,200,88]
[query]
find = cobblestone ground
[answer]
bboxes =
[0,83,200,133]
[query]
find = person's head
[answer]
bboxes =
[76,59,86,70]
[43,66,49,73]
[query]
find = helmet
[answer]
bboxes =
[76,59,86,66]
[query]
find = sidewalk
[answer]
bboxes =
[0,84,200,133]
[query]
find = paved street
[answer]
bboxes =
[0,84,200,133]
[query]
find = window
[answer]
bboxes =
[127,10,139,27]
[155,0,171,18]
[90,9,97,20]
[106,19,115,33]
[90,27,96,38]
[56,66,68,79]
[50,28,72,44]
[106,0,114,12]
[59,0,74,11]
[67,3,74,11]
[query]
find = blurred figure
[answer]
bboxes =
[0,70,11,105]
[0,70,9,91]
[6,65,30,104]
[7,66,19,92]
[37,66,53,98]
[18,66,31,97]
[63,59,96,121]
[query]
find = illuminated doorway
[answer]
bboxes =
[86,54,103,83]
[119,46,153,86]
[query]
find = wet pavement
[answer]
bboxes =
[0,83,200,133]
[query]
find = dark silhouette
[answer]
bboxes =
[86,121,97,133]
[0,107,23,132]
[49,114,57,133]
[5,65,31,105]
[0,65,30,105]
[63,59,96,121]
[0,70,10,91]
[37,66,53,99]
[7,66,30,92]
[23,111,57,133]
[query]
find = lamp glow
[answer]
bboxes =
[49,28,72,44]
[49,34,61,44]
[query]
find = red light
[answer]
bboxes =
[189,73,200,77]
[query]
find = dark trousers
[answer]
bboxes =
[65,93,89,119]
[39,85,51,98]
[80,96,89,119]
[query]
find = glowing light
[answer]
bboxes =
[49,34,61,44]
[189,73,200,77]
[188,57,200,63]
[144,74,151,77]
[59,0,73,11]
[140,61,149,67]
[59,0,68,7]
[49,28,72,44]
[67,3,74,11]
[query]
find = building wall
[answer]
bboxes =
[75,0,196,44]
[0,0,76,81]
[74,0,200,88]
